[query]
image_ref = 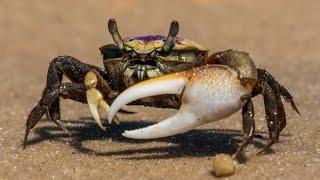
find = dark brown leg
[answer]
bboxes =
[24,82,88,148]
[47,99,61,123]
[257,69,300,114]
[273,88,286,134]
[24,56,107,148]
[279,86,300,114]
[257,69,299,134]
[257,83,280,154]
[251,69,299,154]
[233,98,255,159]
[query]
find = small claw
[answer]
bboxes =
[85,71,116,130]
[87,88,107,131]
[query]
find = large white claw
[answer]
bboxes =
[122,109,199,139]
[109,66,250,139]
[108,73,188,124]
[108,72,199,139]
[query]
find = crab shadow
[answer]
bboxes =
[26,117,277,160]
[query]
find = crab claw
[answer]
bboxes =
[108,73,188,123]
[108,72,195,138]
[86,88,108,130]
[85,71,118,131]
[108,66,251,139]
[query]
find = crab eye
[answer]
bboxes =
[178,51,197,63]
[123,49,137,58]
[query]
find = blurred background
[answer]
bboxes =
[1,0,319,179]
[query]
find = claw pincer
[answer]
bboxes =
[85,71,119,131]
[108,65,253,139]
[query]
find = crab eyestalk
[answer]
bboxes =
[108,19,124,50]
[85,71,118,131]
[163,21,179,53]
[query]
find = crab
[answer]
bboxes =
[24,19,299,158]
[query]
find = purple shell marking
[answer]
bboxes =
[125,35,182,44]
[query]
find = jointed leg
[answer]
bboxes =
[257,69,300,114]
[251,69,299,154]
[279,86,300,114]
[257,69,299,134]
[257,83,280,154]
[233,98,255,159]
[273,87,286,134]
[24,56,108,148]
[24,82,87,148]
[259,72,286,134]
[47,99,61,124]
[45,62,63,122]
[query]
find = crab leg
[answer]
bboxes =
[233,98,255,158]
[108,66,251,139]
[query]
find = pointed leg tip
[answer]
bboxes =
[22,142,27,149]
[289,102,300,115]
[23,127,31,149]
[256,147,269,155]
[232,148,244,160]
[257,142,274,155]
[256,150,265,155]
[53,119,73,136]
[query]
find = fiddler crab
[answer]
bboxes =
[24,19,299,158]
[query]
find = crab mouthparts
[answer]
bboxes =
[123,60,163,86]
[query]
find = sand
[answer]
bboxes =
[1,0,319,179]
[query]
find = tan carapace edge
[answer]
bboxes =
[123,38,209,54]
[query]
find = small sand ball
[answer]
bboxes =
[211,154,235,177]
